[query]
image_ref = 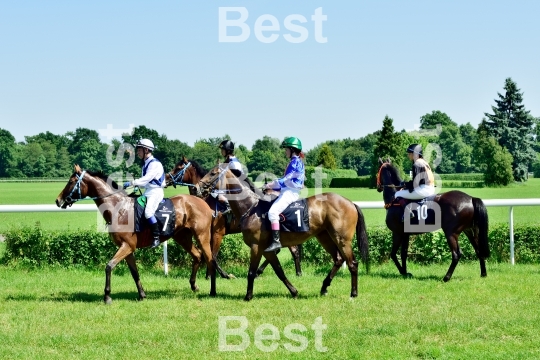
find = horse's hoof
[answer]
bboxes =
[291,291,299,299]
[104,297,112,305]
[403,273,413,278]
[350,292,358,298]
[228,274,236,279]
[244,295,252,302]
[481,273,487,277]
[191,286,200,292]
[320,291,328,296]
[209,292,217,297]
[296,273,302,277]
[443,276,451,282]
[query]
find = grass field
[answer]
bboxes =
[0,260,539,359]
[1,180,540,233]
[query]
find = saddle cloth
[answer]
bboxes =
[395,196,438,225]
[261,198,310,232]
[134,196,176,237]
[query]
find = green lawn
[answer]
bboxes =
[0,262,539,359]
[1,180,539,232]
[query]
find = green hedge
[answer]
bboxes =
[440,181,485,188]
[302,223,540,265]
[304,167,357,188]
[2,223,537,269]
[0,223,249,269]
[330,176,371,188]
[438,173,484,181]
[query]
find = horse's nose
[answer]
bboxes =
[55,198,62,207]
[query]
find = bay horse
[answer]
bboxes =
[165,156,303,277]
[195,163,370,301]
[55,165,217,304]
[376,160,490,281]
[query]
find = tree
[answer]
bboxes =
[342,147,370,175]
[485,78,536,181]
[474,119,513,186]
[0,128,16,177]
[316,144,337,169]
[371,116,403,186]
[437,126,472,173]
[420,110,458,129]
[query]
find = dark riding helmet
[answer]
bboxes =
[406,143,422,156]
[219,140,234,152]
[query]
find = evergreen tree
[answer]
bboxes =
[485,78,536,181]
[316,144,337,169]
[371,116,402,186]
[0,128,16,177]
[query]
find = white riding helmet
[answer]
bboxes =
[135,138,155,151]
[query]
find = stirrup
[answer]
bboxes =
[150,238,161,249]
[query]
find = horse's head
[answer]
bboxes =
[56,164,89,208]
[376,159,404,204]
[194,162,231,198]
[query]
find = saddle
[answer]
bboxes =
[391,195,440,225]
[134,196,176,237]
[260,198,310,232]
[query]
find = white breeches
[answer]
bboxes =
[268,189,300,223]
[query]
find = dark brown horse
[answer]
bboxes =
[376,160,490,281]
[165,156,303,277]
[195,163,369,301]
[55,165,217,304]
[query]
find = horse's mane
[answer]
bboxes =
[385,163,402,182]
[188,159,208,178]
[86,170,120,189]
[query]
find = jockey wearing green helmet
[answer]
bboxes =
[263,136,305,252]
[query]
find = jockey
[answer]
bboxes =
[394,143,436,210]
[123,138,165,249]
[216,140,245,214]
[262,137,305,252]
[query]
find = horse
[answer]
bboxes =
[376,160,490,281]
[195,162,370,301]
[55,165,217,304]
[165,156,303,277]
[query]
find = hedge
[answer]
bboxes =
[438,173,484,181]
[303,167,357,188]
[2,222,537,269]
[0,223,249,269]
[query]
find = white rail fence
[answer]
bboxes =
[2,199,540,271]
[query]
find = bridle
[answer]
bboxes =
[167,162,196,188]
[63,170,125,207]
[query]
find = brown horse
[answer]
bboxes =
[376,160,490,281]
[195,163,369,301]
[55,165,217,304]
[165,156,303,277]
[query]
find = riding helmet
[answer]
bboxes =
[136,138,155,151]
[219,140,235,152]
[281,137,302,151]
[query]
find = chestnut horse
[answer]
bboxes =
[165,156,303,277]
[376,160,490,281]
[195,163,369,301]
[55,165,217,304]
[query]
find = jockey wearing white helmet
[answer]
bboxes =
[123,138,165,248]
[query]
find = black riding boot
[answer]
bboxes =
[150,222,161,248]
[264,230,282,252]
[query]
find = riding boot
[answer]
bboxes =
[264,230,282,252]
[150,222,161,248]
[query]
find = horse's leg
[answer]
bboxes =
[245,244,264,301]
[173,229,202,292]
[208,224,234,279]
[316,232,344,296]
[332,233,359,298]
[390,232,412,277]
[104,241,135,304]
[443,231,462,282]
[256,259,270,277]
[464,229,487,278]
[263,251,298,298]
[124,252,146,300]
[289,245,302,276]
[193,232,216,297]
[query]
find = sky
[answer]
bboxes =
[1,0,539,151]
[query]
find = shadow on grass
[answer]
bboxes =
[368,271,443,282]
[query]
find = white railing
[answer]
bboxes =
[2,199,540,267]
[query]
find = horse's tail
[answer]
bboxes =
[354,204,370,273]
[472,197,490,259]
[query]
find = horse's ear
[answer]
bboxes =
[378,157,383,164]
[74,164,82,174]
[387,157,391,164]
[182,155,188,163]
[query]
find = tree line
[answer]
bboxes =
[0,78,538,186]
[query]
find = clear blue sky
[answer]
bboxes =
[1,1,539,151]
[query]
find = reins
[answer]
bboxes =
[168,162,197,188]
[64,171,126,206]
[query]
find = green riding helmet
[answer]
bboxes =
[281,137,302,151]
